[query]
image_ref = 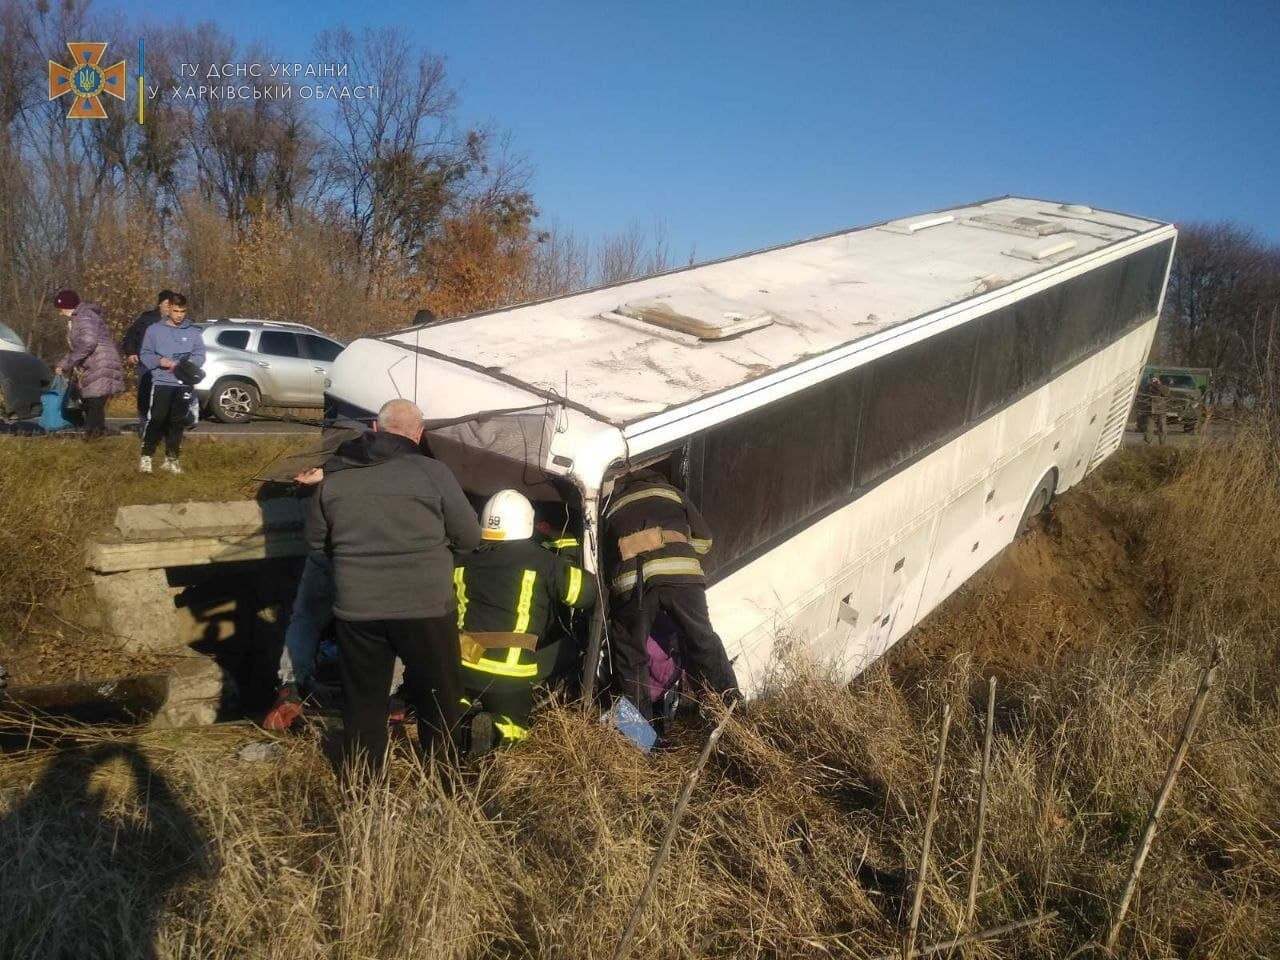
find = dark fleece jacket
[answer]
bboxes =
[306,431,482,621]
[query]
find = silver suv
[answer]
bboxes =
[197,319,345,423]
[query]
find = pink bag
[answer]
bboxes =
[645,612,682,703]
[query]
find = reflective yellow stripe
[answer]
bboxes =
[565,566,583,604]
[642,556,704,579]
[690,537,713,554]
[546,537,579,549]
[495,716,529,741]
[605,486,684,519]
[453,568,468,630]
[462,649,538,679]
[610,556,703,594]
[514,570,536,633]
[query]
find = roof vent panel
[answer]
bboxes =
[879,213,955,236]
[1003,238,1077,262]
[962,213,1066,238]
[609,292,775,342]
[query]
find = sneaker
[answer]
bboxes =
[262,685,304,731]
[161,458,183,475]
[138,455,153,474]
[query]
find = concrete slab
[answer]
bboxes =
[114,499,306,541]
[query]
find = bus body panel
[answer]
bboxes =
[706,314,1160,697]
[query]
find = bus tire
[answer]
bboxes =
[1018,469,1057,535]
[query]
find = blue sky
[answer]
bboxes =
[110,0,1279,259]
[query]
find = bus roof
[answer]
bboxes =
[374,196,1167,428]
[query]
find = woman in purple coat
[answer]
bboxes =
[53,289,125,439]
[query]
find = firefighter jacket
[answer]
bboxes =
[603,470,714,595]
[453,539,597,680]
[540,531,583,566]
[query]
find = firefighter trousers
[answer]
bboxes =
[610,583,739,721]
[462,670,534,745]
[461,641,560,746]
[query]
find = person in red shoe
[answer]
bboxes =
[307,399,481,774]
[263,459,404,731]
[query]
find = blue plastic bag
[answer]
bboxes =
[37,375,74,431]
[604,697,658,753]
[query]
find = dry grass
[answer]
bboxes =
[2,432,1279,958]
[0,435,305,682]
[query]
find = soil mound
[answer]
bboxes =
[891,477,1153,678]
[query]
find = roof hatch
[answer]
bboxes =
[605,292,775,343]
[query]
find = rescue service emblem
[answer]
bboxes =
[48,42,127,119]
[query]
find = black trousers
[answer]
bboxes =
[81,396,108,438]
[610,582,739,720]
[136,369,153,419]
[335,615,465,773]
[141,384,187,457]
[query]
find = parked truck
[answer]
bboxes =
[1140,365,1211,433]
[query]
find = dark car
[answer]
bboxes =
[0,322,51,421]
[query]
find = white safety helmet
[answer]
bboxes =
[480,489,535,541]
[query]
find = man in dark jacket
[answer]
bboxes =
[139,294,203,474]
[454,489,597,749]
[603,468,740,720]
[307,399,482,773]
[121,290,174,422]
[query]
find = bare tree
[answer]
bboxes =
[1161,222,1277,406]
[595,219,672,285]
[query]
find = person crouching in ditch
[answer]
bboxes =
[52,289,124,440]
[138,293,203,474]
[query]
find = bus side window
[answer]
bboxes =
[694,369,863,575]
[856,321,979,488]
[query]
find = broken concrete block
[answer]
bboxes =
[90,569,184,653]
[149,655,236,729]
[237,741,284,763]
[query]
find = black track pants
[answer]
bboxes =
[610,583,739,721]
[141,384,187,458]
[335,615,465,774]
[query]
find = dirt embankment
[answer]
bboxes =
[891,461,1160,679]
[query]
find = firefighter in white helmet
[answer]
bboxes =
[453,489,597,749]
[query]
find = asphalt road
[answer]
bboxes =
[1122,417,1233,448]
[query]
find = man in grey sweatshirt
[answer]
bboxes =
[307,399,482,772]
[138,293,204,474]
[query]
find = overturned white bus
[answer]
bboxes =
[326,196,1176,696]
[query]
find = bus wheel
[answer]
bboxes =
[1018,470,1057,535]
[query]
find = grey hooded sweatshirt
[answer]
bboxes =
[140,318,205,387]
[306,431,482,621]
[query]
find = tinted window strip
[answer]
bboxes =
[701,305,1161,587]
